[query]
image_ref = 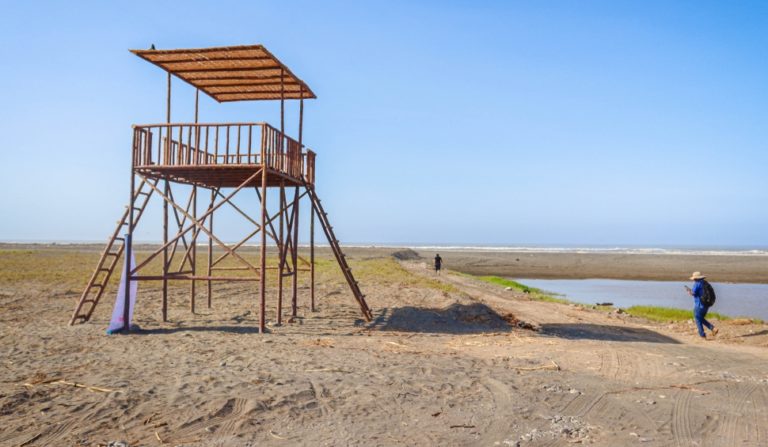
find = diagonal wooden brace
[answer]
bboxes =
[210,189,307,268]
[132,170,263,275]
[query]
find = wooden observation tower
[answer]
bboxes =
[70,44,373,332]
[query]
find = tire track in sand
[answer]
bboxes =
[478,376,516,445]
[714,382,760,446]
[1,419,77,447]
[739,383,762,445]
[210,397,250,445]
[671,388,694,447]
[166,397,249,443]
[754,384,768,445]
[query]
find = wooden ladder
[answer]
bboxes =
[69,178,158,325]
[303,181,373,321]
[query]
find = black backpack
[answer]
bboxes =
[701,280,716,307]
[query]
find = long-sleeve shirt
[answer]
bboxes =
[692,279,704,308]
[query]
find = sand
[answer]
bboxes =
[410,248,768,283]
[1,246,767,446]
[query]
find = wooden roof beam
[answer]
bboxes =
[151,55,275,64]
[218,95,308,101]
[188,75,289,81]
[133,45,266,55]
[173,66,281,74]
[194,80,302,87]
[206,83,305,91]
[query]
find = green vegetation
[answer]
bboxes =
[625,305,731,323]
[476,276,540,293]
[475,275,570,304]
[462,272,767,325]
[350,257,458,293]
[591,304,615,313]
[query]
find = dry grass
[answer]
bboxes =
[0,249,100,291]
[353,258,457,292]
[0,248,455,296]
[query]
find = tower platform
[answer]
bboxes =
[133,122,315,188]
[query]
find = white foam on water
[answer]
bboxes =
[340,244,768,257]
[3,240,767,257]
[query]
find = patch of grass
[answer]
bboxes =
[0,249,100,288]
[531,294,571,305]
[310,255,457,293]
[477,276,540,293]
[591,304,615,313]
[475,275,570,304]
[352,257,458,293]
[0,248,456,296]
[625,305,731,323]
[0,248,285,293]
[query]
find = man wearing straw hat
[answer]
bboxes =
[685,272,719,339]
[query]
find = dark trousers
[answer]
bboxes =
[694,304,714,337]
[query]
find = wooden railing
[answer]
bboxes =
[132,123,315,183]
[305,150,316,185]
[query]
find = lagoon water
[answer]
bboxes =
[516,278,768,321]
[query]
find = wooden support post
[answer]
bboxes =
[207,188,214,308]
[123,168,135,331]
[194,88,199,123]
[281,72,285,174]
[277,180,285,325]
[166,72,172,122]
[162,72,171,322]
[296,88,305,315]
[310,203,315,312]
[259,169,268,332]
[291,186,299,318]
[190,186,197,313]
[190,88,199,313]
[299,90,304,152]
[280,69,285,152]
[162,181,169,321]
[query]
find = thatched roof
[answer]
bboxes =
[130,44,315,102]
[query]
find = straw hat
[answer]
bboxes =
[689,271,706,280]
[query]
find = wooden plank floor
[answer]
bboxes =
[136,165,307,188]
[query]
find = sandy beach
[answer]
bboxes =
[8,244,766,283]
[414,248,768,284]
[1,245,768,446]
[4,2,767,446]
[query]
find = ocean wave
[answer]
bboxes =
[3,241,766,257]
[336,244,768,257]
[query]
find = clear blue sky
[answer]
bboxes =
[1,1,766,247]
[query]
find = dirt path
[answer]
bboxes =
[404,263,768,446]
[430,264,687,341]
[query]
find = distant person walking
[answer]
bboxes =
[685,271,719,339]
[434,254,443,275]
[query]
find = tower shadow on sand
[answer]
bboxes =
[539,323,680,344]
[372,302,680,344]
[374,302,516,334]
